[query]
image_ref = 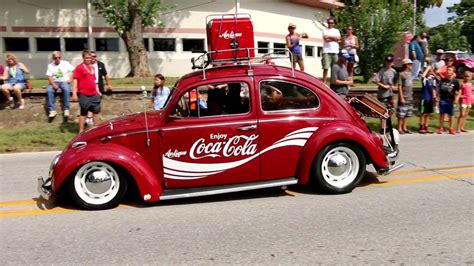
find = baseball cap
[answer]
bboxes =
[384,55,394,62]
[288,23,296,28]
[338,49,351,60]
[402,58,413,65]
[436,49,444,54]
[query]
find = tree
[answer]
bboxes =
[428,22,470,53]
[447,0,474,51]
[92,0,174,77]
[333,0,414,81]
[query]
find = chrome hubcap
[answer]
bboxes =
[321,147,359,188]
[74,162,120,205]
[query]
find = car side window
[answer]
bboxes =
[260,80,319,111]
[173,82,250,118]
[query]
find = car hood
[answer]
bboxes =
[68,111,163,146]
[459,58,474,67]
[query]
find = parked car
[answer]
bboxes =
[38,51,402,210]
[443,51,474,77]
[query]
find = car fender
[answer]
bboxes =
[296,121,388,185]
[52,143,163,202]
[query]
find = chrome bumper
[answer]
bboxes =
[37,177,52,200]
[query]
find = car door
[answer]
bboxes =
[255,78,330,181]
[159,78,260,189]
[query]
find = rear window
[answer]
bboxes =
[259,80,319,111]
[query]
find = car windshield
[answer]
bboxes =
[456,52,469,59]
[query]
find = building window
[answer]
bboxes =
[4,38,30,52]
[257,41,269,54]
[143,38,149,51]
[305,45,314,57]
[95,38,119,52]
[65,38,88,51]
[153,38,176,51]
[317,46,323,57]
[36,38,60,52]
[182,39,204,52]
[273,43,286,54]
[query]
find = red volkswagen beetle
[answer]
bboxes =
[38,53,401,210]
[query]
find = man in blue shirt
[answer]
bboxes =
[409,35,424,81]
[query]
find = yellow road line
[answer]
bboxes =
[0,208,76,218]
[389,165,474,176]
[367,172,474,187]
[0,199,41,207]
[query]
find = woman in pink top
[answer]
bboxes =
[341,26,359,78]
[456,71,472,133]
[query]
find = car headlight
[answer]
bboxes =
[49,154,61,178]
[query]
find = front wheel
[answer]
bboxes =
[69,161,127,210]
[313,143,366,193]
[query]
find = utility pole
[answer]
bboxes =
[413,0,417,34]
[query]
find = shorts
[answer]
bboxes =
[292,53,303,62]
[397,102,413,118]
[79,94,101,116]
[322,53,337,70]
[5,82,26,91]
[378,96,395,115]
[348,54,356,63]
[419,99,433,114]
[461,104,472,109]
[439,99,454,116]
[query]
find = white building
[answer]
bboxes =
[0,0,344,78]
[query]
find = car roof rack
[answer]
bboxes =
[191,48,295,79]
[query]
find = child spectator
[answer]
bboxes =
[419,65,437,133]
[456,71,472,133]
[1,54,29,109]
[151,74,170,110]
[71,50,101,134]
[437,66,460,134]
[397,59,414,134]
[373,55,398,131]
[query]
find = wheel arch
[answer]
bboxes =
[52,143,163,203]
[296,122,388,185]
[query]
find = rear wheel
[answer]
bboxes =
[353,65,362,75]
[313,143,366,193]
[69,161,127,210]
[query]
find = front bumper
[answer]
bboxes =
[37,177,52,200]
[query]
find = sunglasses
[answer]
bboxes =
[91,55,97,58]
[53,56,61,59]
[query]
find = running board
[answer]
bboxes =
[159,178,298,201]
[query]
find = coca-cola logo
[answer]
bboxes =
[218,30,243,39]
[190,133,258,159]
[164,149,187,159]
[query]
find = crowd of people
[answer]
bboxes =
[0,50,112,133]
[286,17,471,135]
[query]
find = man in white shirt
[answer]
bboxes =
[321,17,341,84]
[46,51,74,117]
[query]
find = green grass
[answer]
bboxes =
[29,77,179,89]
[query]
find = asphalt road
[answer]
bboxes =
[1,133,473,264]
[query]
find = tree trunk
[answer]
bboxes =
[122,2,150,77]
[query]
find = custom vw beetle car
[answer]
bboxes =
[443,51,474,77]
[38,51,401,210]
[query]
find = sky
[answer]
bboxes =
[424,0,460,27]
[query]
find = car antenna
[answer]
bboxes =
[141,85,151,147]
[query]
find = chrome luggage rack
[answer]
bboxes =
[347,93,390,119]
[191,48,295,79]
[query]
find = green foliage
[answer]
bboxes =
[447,0,474,51]
[91,0,174,35]
[333,0,414,81]
[428,22,471,52]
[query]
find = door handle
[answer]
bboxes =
[237,125,257,131]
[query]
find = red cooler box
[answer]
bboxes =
[206,14,255,62]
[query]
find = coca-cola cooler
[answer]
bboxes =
[206,14,255,62]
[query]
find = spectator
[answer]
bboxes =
[1,53,29,109]
[420,32,430,59]
[90,51,112,95]
[409,35,424,81]
[437,57,456,80]
[437,66,460,135]
[321,17,341,84]
[71,50,101,134]
[330,49,353,99]
[419,64,438,134]
[373,55,398,131]
[46,51,74,118]
[456,71,472,133]
[432,49,445,72]
[150,74,170,110]
[397,59,414,134]
[341,26,359,78]
[0,64,4,85]
[285,23,308,71]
